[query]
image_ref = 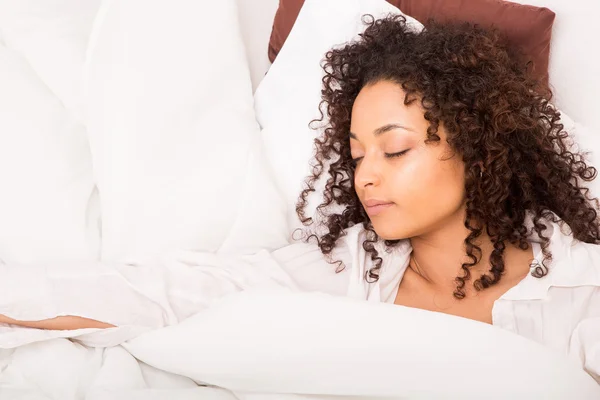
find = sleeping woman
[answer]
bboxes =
[1,16,599,382]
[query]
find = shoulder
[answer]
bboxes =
[494,218,600,381]
[546,226,600,383]
[502,217,600,302]
[544,220,600,290]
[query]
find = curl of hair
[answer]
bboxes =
[296,15,600,298]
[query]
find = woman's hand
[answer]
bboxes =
[0,314,115,330]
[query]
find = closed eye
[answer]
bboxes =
[351,157,363,167]
[351,149,409,166]
[385,149,410,158]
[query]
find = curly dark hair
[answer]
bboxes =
[296,15,600,299]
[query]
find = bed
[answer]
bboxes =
[0,0,599,399]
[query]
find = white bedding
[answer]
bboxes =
[0,342,238,400]
[1,236,599,399]
[0,249,302,349]
[2,0,600,398]
[84,0,288,264]
[0,248,304,399]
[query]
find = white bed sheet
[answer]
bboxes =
[0,242,598,399]
[0,342,238,400]
[0,339,403,400]
[2,340,379,400]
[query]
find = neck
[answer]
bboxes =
[408,209,529,294]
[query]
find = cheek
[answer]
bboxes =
[387,156,434,203]
[393,156,465,207]
[375,154,465,238]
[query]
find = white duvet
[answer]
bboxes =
[0,342,238,400]
[1,245,599,399]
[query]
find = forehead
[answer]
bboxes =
[351,80,425,133]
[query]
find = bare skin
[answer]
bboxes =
[350,80,534,324]
[0,314,114,330]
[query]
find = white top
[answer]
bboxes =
[0,218,598,383]
[337,221,600,384]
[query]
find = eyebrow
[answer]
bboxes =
[349,123,414,139]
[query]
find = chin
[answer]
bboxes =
[370,221,409,241]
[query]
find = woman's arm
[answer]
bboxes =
[0,243,320,339]
[0,260,171,334]
[0,248,303,337]
[0,314,115,330]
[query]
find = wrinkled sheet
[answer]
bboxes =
[1,250,599,399]
[0,342,238,400]
[0,249,294,399]
[0,247,388,400]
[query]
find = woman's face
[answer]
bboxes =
[350,80,466,240]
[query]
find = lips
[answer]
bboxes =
[363,199,394,216]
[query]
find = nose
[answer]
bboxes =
[354,155,381,189]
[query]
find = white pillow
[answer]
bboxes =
[84,0,288,263]
[0,43,100,264]
[235,0,280,92]
[0,0,102,120]
[254,0,422,233]
[124,289,600,398]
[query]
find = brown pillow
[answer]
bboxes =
[268,0,555,83]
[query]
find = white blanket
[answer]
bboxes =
[0,342,238,400]
[1,248,599,399]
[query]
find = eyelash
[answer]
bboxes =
[385,149,410,159]
[351,149,409,166]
